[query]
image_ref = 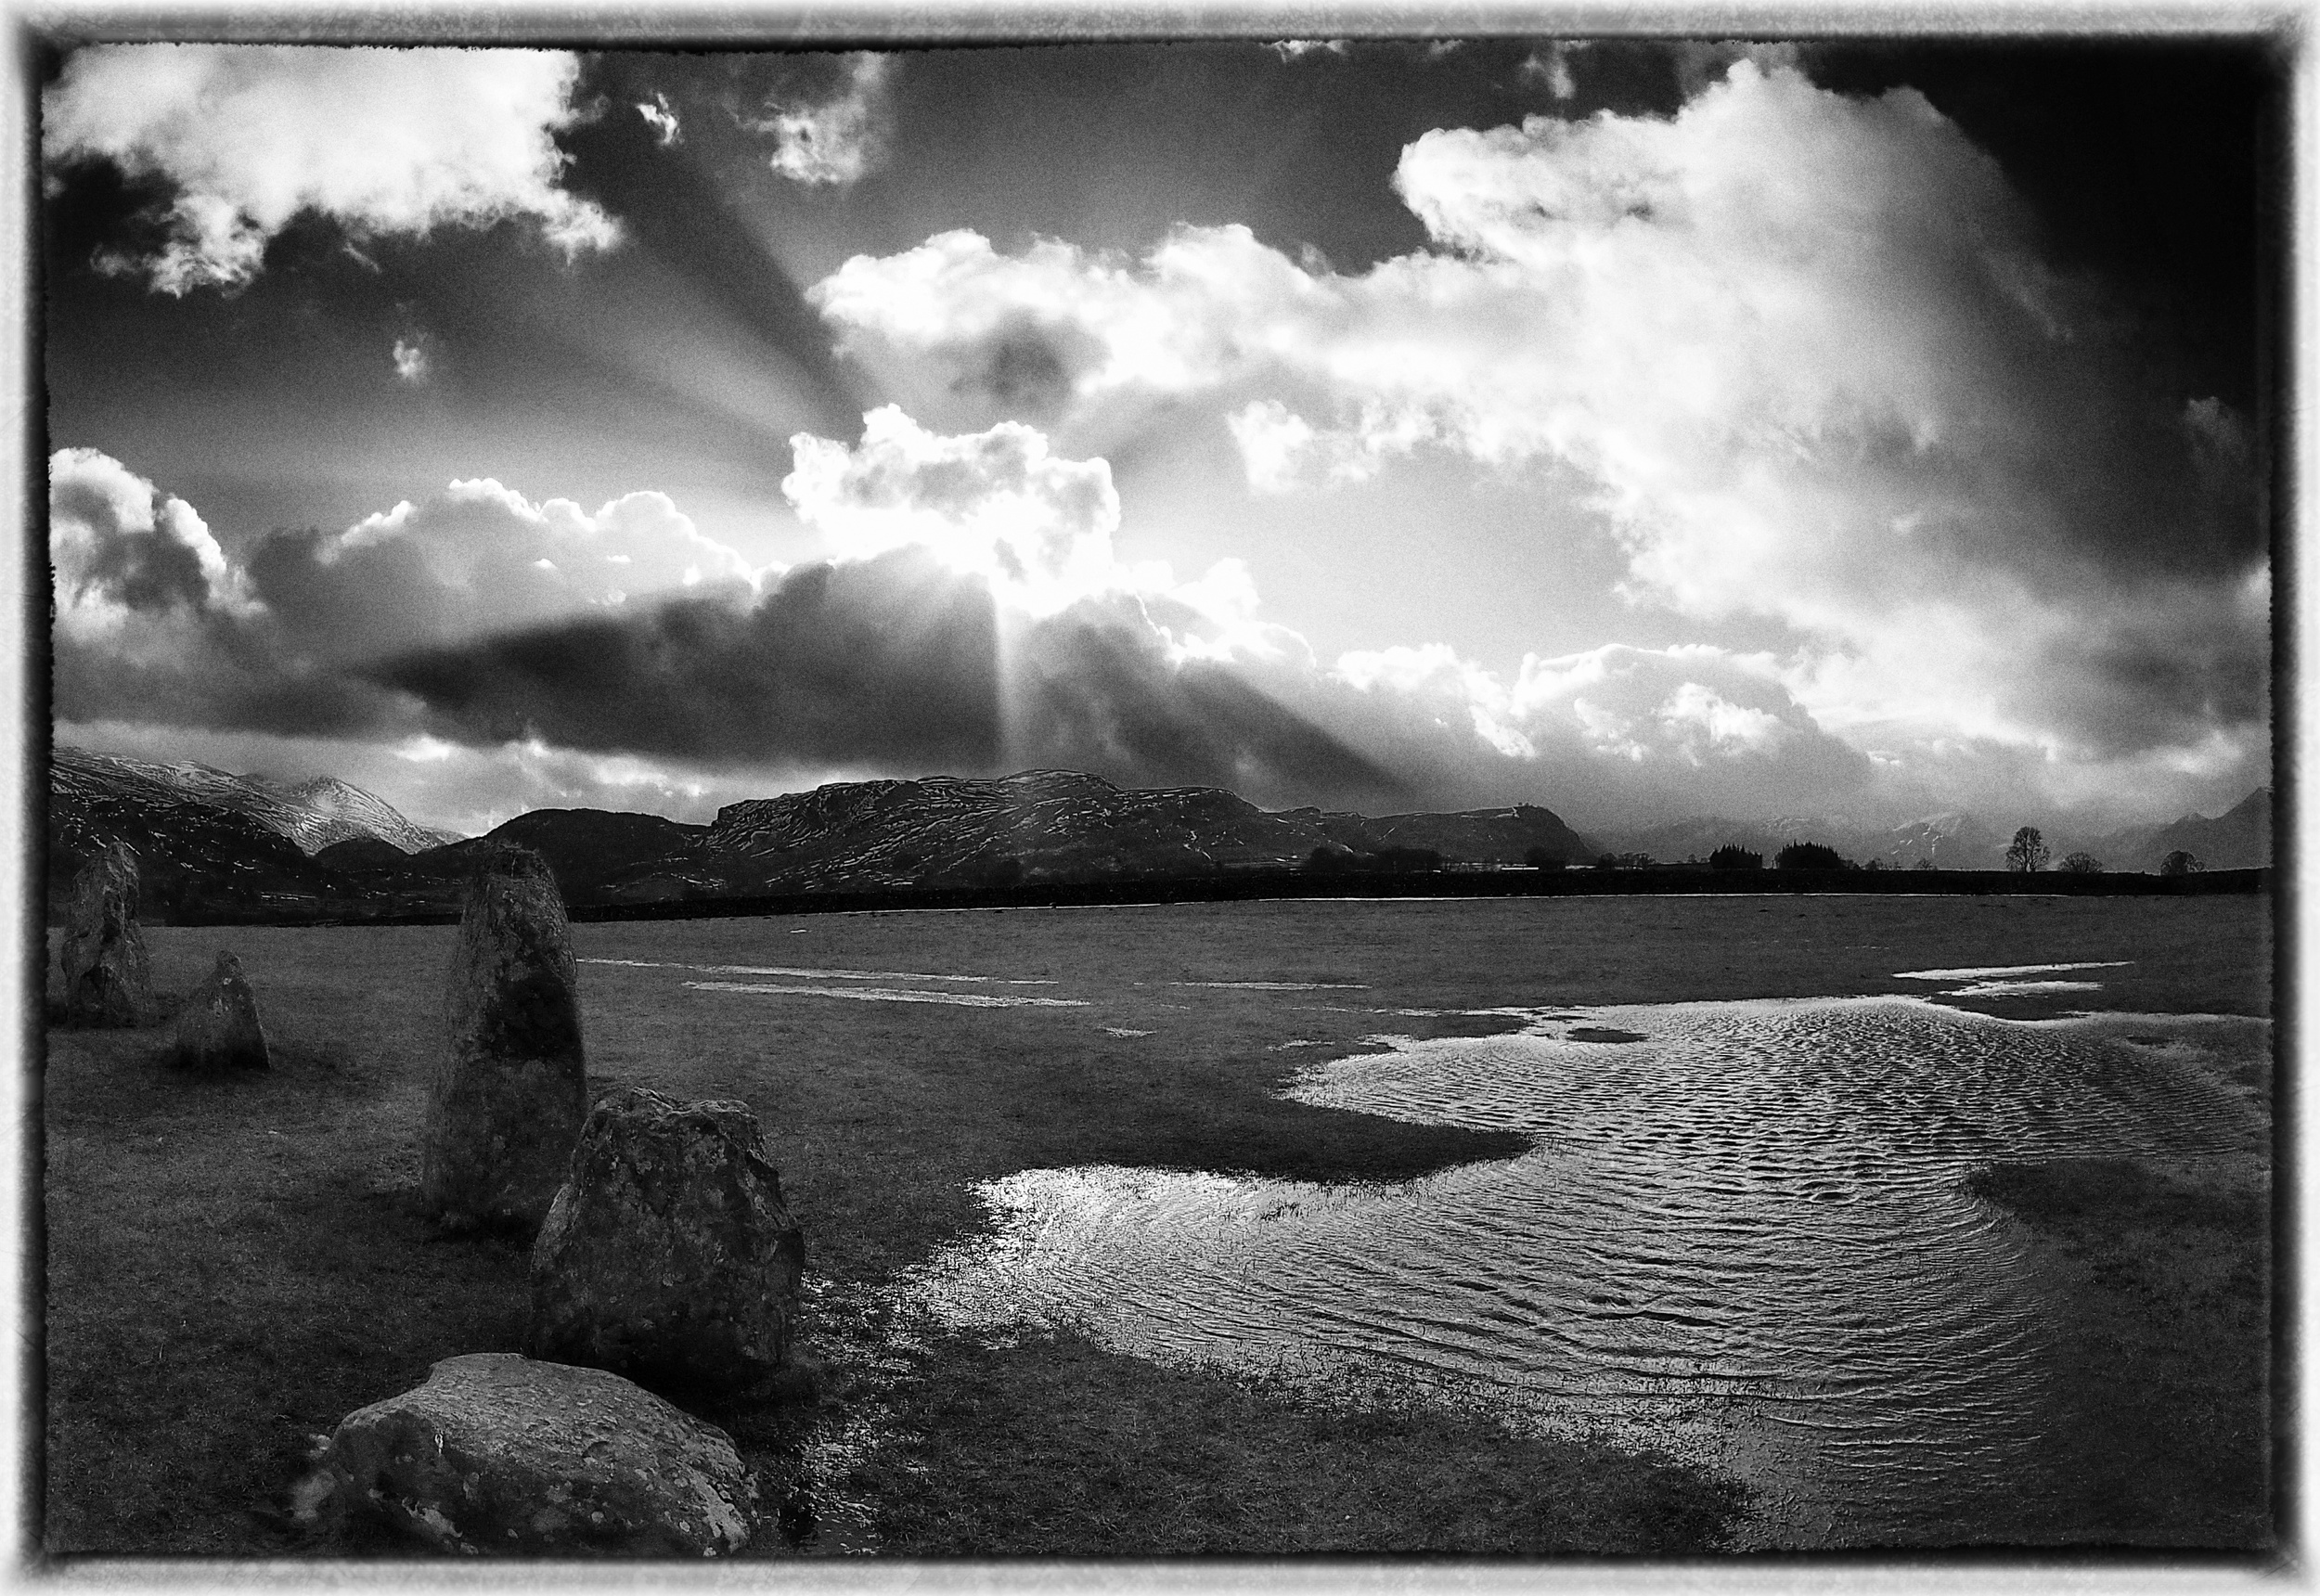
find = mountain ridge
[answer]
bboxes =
[54,745,458,856]
[1591,791,2272,873]
[47,745,2269,920]
[48,752,1599,916]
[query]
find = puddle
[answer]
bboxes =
[904,997,2266,1550]
[1889,961,2133,1007]
[1173,981,1370,991]
[1893,962,2132,981]
[584,958,1057,986]
[1935,979,2104,998]
[686,982,1088,1009]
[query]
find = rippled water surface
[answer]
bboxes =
[907,996,2268,1548]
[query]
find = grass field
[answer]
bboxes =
[40,893,2273,1556]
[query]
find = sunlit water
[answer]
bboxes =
[901,995,2268,1549]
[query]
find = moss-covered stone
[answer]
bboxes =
[422,844,586,1229]
[59,842,149,1027]
[529,1087,806,1398]
[172,948,268,1071]
[309,1352,754,1555]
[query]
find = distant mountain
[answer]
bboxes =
[1345,804,1600,867]
[51,751,1602,919]
[1591,817,1784,865]
[711,769,1303,889]
[340,808,779,907]
[1593,792,2270,875]
[707,772,1601,890]
[50,743,471,920]
[2144,788,2272,871]
[272,773,459,854]
[54,745,457,856]
[64,740,2257,926]
[1871,813,2008,871]
[2060,789,2273,874]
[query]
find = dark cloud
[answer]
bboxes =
[367,549,1412,810]
[1805,39,2275,416]
[2026,593,2272,759]
[54,635,405,739]
[1010,599,1416,811]
[373,547,1004,771]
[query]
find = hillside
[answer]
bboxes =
[54,745,456,856]
[50,753,1600,918]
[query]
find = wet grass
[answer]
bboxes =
[41,894,2270,1557]
[1964,1155,2273,1550]
[846,1329,1749,1554]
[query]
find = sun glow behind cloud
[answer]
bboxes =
[807,60,2267,807]
[782,405,1123,619]
[41,45,2270,835]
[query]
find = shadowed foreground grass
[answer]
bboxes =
[843,1330,1748,1554]
[43,895,2270,1556]
[1963,1154,2272,1549]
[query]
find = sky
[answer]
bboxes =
[41,35,2279,838]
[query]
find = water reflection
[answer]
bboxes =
[906,997,2266,1548]
[686,980,1088,1010]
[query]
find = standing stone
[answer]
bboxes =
[306,1352,754,1555]
[173,949,269,1071]
[530,1087,807,1397]
[422,843,586,1229]
[58,842,149,1027]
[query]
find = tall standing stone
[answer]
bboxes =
[529,1087,806,1397]
[422,843,586,1229]
[58,842,149,1026]
[173,949,269,1071]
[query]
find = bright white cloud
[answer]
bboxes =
[57,447,759,661]
[391,336,430,383]
[1268,40,1348,60]
[49,447,262,641]
[637,91,682,147]
[783,405,1121,616]
[806,59,2266,807]
[1324,638,1842,783]
[750,53,892,187]
[314,477,759,640]
[44,45,620,293]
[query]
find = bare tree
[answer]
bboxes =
[2004,827,2050,873]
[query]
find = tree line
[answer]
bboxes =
[1498,827,2210,876]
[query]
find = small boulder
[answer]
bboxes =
[307,1352,754,1555]
[173,949,269,1071]
[58,842,149,1026]
[530,1087,806,1398]
[422,843,587,1229]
